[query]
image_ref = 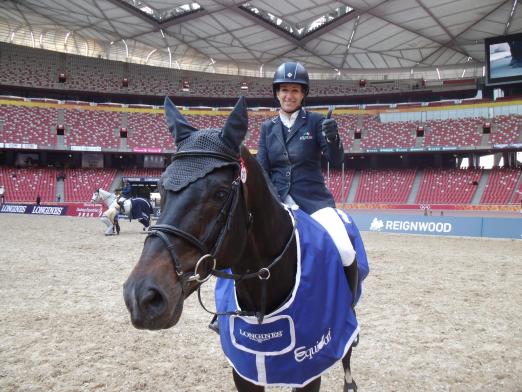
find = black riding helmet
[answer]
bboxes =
[272,61,310,98]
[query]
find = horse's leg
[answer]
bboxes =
[292,377,321,392]
[114,217,120,235]
[232,370,264,392]
[342,346,357,392]
[138,217,150,231]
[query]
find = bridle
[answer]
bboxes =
[146,149,296,322]
[146,150,243,286]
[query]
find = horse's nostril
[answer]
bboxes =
[143,288,163,307]
[139,286,166,317]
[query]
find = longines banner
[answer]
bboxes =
[0,203,102,217]
[0,203,67,215]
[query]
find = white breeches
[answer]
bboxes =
[311,207,356,267]
[283,196,356,267]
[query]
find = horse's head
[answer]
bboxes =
[91,189,100,203]
[123,96,251,330]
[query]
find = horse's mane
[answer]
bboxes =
[239,145,281,205]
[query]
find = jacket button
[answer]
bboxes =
[286,171,290,177]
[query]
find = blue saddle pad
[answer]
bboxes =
[214,208,369,387]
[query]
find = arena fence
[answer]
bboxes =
[1,202,520,239]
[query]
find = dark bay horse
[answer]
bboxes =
[123,96,368,391]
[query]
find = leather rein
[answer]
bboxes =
[145,149,296,322]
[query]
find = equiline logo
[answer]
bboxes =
[299,131,313,141]
[294,328,332,362]
[239,329,283,344]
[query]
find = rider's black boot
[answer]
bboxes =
[209,314,219,334]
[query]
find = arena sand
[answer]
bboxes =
[0,214,520,391]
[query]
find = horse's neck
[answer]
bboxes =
[100,190,116,207]
[233,152,297,314]
[237,205,296,314]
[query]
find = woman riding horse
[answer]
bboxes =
[123,97,368,392]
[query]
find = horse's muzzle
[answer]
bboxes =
[123,277,183,330]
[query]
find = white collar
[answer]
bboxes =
[279,109,300,129]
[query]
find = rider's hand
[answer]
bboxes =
[322,118,339,143]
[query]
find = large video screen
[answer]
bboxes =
[485,32,522,86]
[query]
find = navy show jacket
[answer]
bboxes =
[256,108,344,215]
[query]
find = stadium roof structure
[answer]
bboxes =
[0,0,521,80]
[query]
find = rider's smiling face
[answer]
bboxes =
[276,83,305,114]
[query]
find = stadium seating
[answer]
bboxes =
[324,168,355,202]
[480,168,522,204]
[0,167,57,202]
[415,168,482,204]
[127,112,174,150]
[335,114,359,149]
[64,109,120,148]
[245,113,273,149]
[361,117,417,149]
[0,43,432,98]
[123,168,163,178]
[512,179,522,205]
[354,168,416,203]
[0,105,57,147]
[65,55,123,93]
[63,168,116,202]
[0,43,58,88]
[490,115,522,145]
[424,118,482,147]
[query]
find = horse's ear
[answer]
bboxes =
[164,96,198,143]
[221,96,248,152]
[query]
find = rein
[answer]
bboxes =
[146,149,296,323]
[197,219,295,323]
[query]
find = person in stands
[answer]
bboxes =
[257,61,356,276]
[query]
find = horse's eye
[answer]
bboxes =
[214,189,228,201]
